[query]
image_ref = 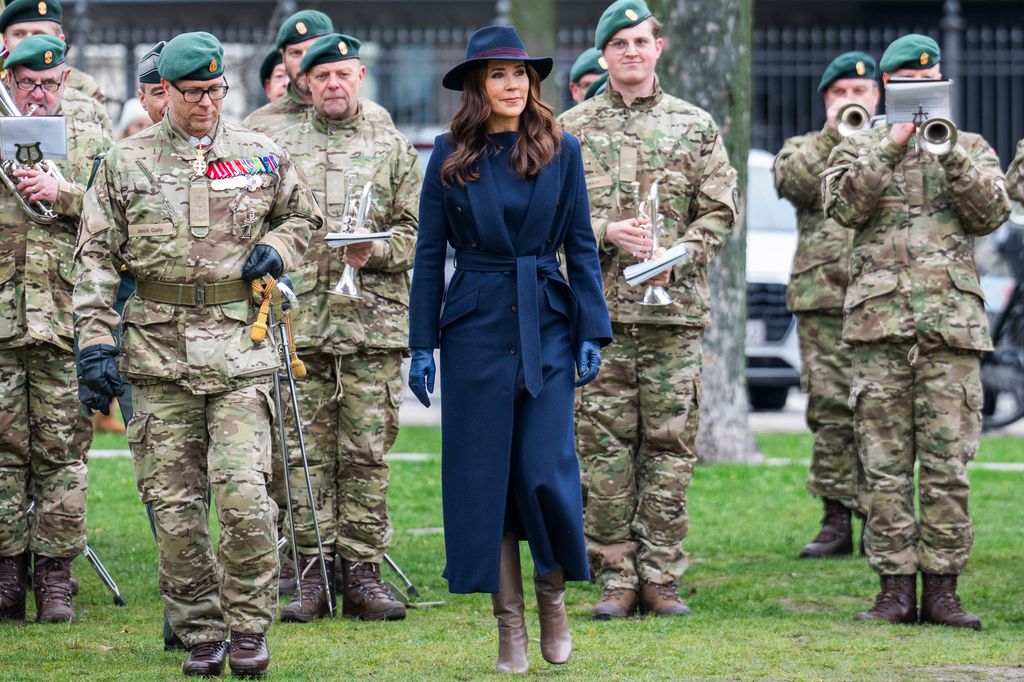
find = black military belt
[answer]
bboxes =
[135,279,250,306]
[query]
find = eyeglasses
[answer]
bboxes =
[14,74,65,93]
[605,37,653,53]
[170,79,230,103]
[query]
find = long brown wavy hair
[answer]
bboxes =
[441,61,561,188]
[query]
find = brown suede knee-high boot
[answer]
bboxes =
[534,565,571,664]
[491,533,528,674]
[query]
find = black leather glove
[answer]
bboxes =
[242,244,284,282]
[78,344,127,399]
[77,377,112,414]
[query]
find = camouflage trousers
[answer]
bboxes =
[128,380,279,645]
[0,344,92,559]
[851,342,980,576]
[274,350,401,563]
[576,322,703,590]
[796,312,868,515]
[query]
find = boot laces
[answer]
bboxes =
[601,586,627,602]
[652,582,683,603]
[0,557,21,594]
[232,632,263,651]
[190,640,225,658]
[349,563,389,599]
[37,561,72,605]
[932,591,965,613]
[297,559,328,601]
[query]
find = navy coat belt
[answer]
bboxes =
[454,250,561,397]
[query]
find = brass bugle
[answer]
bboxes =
[918,117,958,156]
[836,103,870,137]
[0,80,65,224]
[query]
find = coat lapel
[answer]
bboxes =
[513,155,559,253]
[465,162,515,254]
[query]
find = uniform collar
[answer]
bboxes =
[162,114,227,161]
[603,75,663,112]
[312,104,363,135]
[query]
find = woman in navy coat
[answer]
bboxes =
[407,25,612,675]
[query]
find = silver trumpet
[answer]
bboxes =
[917,116,958,156]
[0,79,66,224]
[330,173,374,299]
[836,103,870,137]
[636,180,673,306]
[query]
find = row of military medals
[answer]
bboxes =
[191,140,274,191]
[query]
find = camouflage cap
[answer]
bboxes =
[0,0,62,33]
[818,51,877,93]
[158,31,224,82]
[299,33,361,73]
[137,40,165,85]
[585,71,609,100]
[879,34,941,73]
[275,9,333,50]
[258,47,282,84]
[595,0,653,50]
[570,47,605,85]
[4,34,65,71]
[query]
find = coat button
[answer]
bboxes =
[518,383,525,391]
[546,238,553,244]
[510,304,518,314]
[509,347,517,355]
[456,206,463,213]
[470,241,478,248]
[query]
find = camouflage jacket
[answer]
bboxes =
[273,105,421,353]
[243,85,394,139]
[823,125,1009,351]
[774,125,852,313]
[1003,138,1024,203]
[559,79,738,327]
[0,90,112,352]
[74,115,323,394]
[67,68,108,105]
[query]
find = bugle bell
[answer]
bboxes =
[836,103,870,137]
[917,117,958,156]
[330,174,373,299]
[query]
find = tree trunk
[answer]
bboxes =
[507,0,558,105]
[648,0,759,462]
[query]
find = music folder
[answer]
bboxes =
[0,116,67,161]
[885,79,953,125]
[325,231,393,248]
[624,242,690,286]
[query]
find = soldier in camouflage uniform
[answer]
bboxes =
[0,35,110,625]
[1004,139,1024,202]
[74,33,320,677]
[774,51,879,559]
[823,34,1008,630]
[559,0,737,619]
[270,33,420,624]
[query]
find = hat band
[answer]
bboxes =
[468,47,530,61]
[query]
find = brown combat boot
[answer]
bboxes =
[341,560,406,621]
[920,574,982,630]
[592,586,638,620]
[534,565,571,664]
[639,581,693,617]
[181,639,227,677]
[33,555,75,623]
[278,558,297,596]
[229,631,269,677]
[0,553,28,620]
[279,555,333,623]
[855,574,917,624]
[492,533,528,674]
[799,499,853,558]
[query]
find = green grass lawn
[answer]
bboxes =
[1,427,1022,680]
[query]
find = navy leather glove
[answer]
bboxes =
[242,244,284,282]
[408,348,436,408]
[78,344,127,400]
[77,377,112,415]
[574,339,602,387]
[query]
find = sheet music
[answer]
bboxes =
[885,79,953,125]
[0,116,67,160]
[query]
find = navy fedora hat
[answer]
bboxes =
[442,25,554,91]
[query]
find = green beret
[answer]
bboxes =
[4,34,64,71]
[0,0,61,34]
[818,51,877,93]
[275,10,333,50]
[299,33,361,73]
[595,0,653,50]
[879,34,941,73]
[137,40,165,85]
[158,32,224,82]
[570,47,605,84]
[259,47,282,84]
[585,71,608,100]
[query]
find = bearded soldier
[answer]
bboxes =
[0,35,111,624]
[74,32,321,676]
[774,51,879,558]
[270,33,420,623]
[559,0,737,619]
[824,34,1008,630]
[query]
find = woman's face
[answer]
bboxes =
[484,60,529,124]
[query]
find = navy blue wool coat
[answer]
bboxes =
[409,131,612,594]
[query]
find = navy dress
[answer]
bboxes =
[409,131,612,594]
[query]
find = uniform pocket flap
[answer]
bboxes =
[845,270,899,310]
[125,413,150,445]
[0,250,14,285]
[221,300,253,324]
[439,288,479,328]
[947,266,985,301]
[289,260,320,296]
[790,250,843,276]
[125,296,176,326]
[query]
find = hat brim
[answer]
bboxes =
[442,56,553,91]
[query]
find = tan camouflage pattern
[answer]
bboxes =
[797,312,867,514]
[272,106,421,353]
[67,67,108,106]
[73,114,322,394]
[242,85,394,140]
[128,380,279,643]
[577,323,703,590]
[774,126,852,313]
[558,78,738,327]
[0,345,92,558]
[823,126,1009,351]
[1003,137,1024,203]
[851,343,980,575]
[276,350,402,563]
